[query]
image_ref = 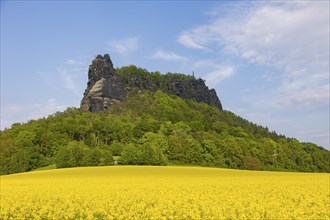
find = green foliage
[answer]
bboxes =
[120,143,139,165]
[241,156,261,170]
[1,90,329,174]
[138,132,168,165]
[33,164,57,171]
[119,132,168,165]
[56,145,74,168]
[116,65,195,91]
[56,141,114,168]
[109,140,124,156]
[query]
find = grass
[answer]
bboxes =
[32,164,57,171]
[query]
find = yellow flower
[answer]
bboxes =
[1,166,329,220]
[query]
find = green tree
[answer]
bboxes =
[241,156,260,170]
[1,86,329,174]
[10,149,30,173]
[109,140,124,156]
[221,138,243,168]
[69,141,87,167]
[83,148,103,166]
[137,132,168,165]
[56,146,74,168]
[120,143,139,165]
[56,141,88,168]
[0,134,16,174]
[13,130,45,170]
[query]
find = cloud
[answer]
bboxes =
[193,60,235,87]
[107,37,139,54]
[179,1,329,148]
[277,84,329,109]
[56,56,90,96]
[1,104,23,120]
[151,50,187,61]
[1,55,91,130]
[66,59,77,65]
[1,99,66,130]
[58,68,81,96]
[179,1,329,108]
[297,129,330,148]
[177,33,207,50]
[204,67,234,87]
[28,99,66,120]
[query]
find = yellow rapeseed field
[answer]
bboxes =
[1,166,329,220]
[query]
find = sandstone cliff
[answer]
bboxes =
[81,54,222,111]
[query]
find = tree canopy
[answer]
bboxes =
[1,90,329,174]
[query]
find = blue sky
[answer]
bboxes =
[1,1,329,149]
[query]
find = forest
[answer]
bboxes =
[1,89,329,175]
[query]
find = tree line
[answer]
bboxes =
[1,90,329,174]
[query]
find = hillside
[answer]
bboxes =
[1,54,329,174]
[0,89,329,174]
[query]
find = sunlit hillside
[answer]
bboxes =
[1,90,329,175]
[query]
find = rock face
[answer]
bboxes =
[81,54,222,111]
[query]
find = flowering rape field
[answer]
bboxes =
[1,166,329,220]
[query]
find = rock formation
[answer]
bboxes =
[81,54,222,111]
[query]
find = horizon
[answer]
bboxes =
[1,1,329,149]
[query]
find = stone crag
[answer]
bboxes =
[81,54,222,112]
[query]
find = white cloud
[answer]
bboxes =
[192,60,235,87]
[180,1,329,107]
[177,33,207,50]
[179,1,329,148]
[29,99,66,120]
[6,104,23,117]
[107,37,139,54]
[65,59,86,66]
[297,129,330,148]
[151,50,187,61]
[278,84,330,108]
[57,56,89,96]
[204,67,234,87]
[179,1,329,108]
[1,99,66,130]
[1,55,91,130]
[58,68,80,96]
[66,59,77,65]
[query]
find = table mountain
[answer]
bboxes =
[80,54,222,111]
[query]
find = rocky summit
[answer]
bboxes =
[80,54,222,112]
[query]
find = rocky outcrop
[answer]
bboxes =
[81,54,222,111]
[80,54,125,111]
[162,78,222,109]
